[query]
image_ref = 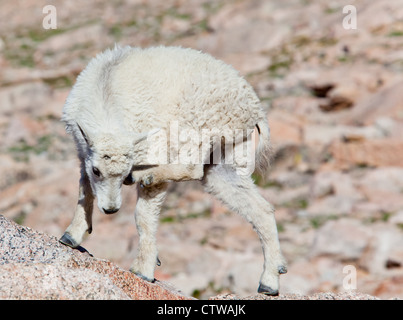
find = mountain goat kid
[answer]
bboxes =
[60,46,287,295]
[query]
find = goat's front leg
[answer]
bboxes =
[60,169,94,248]
[130,182,168,282]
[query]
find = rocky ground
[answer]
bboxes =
[0,215,189,299]
[0,214,380,300]
[0,0,403,299]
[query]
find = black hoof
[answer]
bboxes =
[258,283,279,296]
[131,270,155,283]
[142,175,153,187]
[144,175,154,186]
[59,232,79,248]
[278,265,288,274]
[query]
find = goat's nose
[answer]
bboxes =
[103,207,119,214]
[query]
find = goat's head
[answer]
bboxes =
[77,124,157,214]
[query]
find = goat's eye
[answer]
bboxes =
[92,167,101,177]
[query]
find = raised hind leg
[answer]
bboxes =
[202,164,287,295]
[126,164,204,187]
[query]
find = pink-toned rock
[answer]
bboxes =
[358,223,403,274]
[389,210,403,225]
[34,24,112,68]
[1,0,403,302]
[0,65,82,87]
[0,263,131,299]
[306,170,363,216]
[304,64,391,110]
[355,168,403,194]
[270,96,319,116]
[0,82,52,115]
[310,170,357,199]
[222,53,271,75]
[310,219,372,260]
[318,86,356,112]
[269,110,304,147]
[373,276,403,299]
[306,195,355,216]
[304,124,383,146]
[0,215,190,300]
[0,154,32,191]
[343,79,403,125]
[5,114,48,147]
[211,291,380,300]
[357,0,402,32]
[329,139,403,169]
[198,0,291,63]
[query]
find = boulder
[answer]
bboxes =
[329,139,403,169]
[310,218,371,260]
[0,215,191,300]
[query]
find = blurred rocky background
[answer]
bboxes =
[0,0,402,299]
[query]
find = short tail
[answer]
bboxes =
[254,118,273,178]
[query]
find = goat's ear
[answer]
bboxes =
[132,128,161,147]
[77,123,93,147]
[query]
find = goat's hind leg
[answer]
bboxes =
[128,164,204,187]
[203,164,287,295]
[60,168,94,248]
[130,182,168,282]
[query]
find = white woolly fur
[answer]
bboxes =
[60,46,285,296]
